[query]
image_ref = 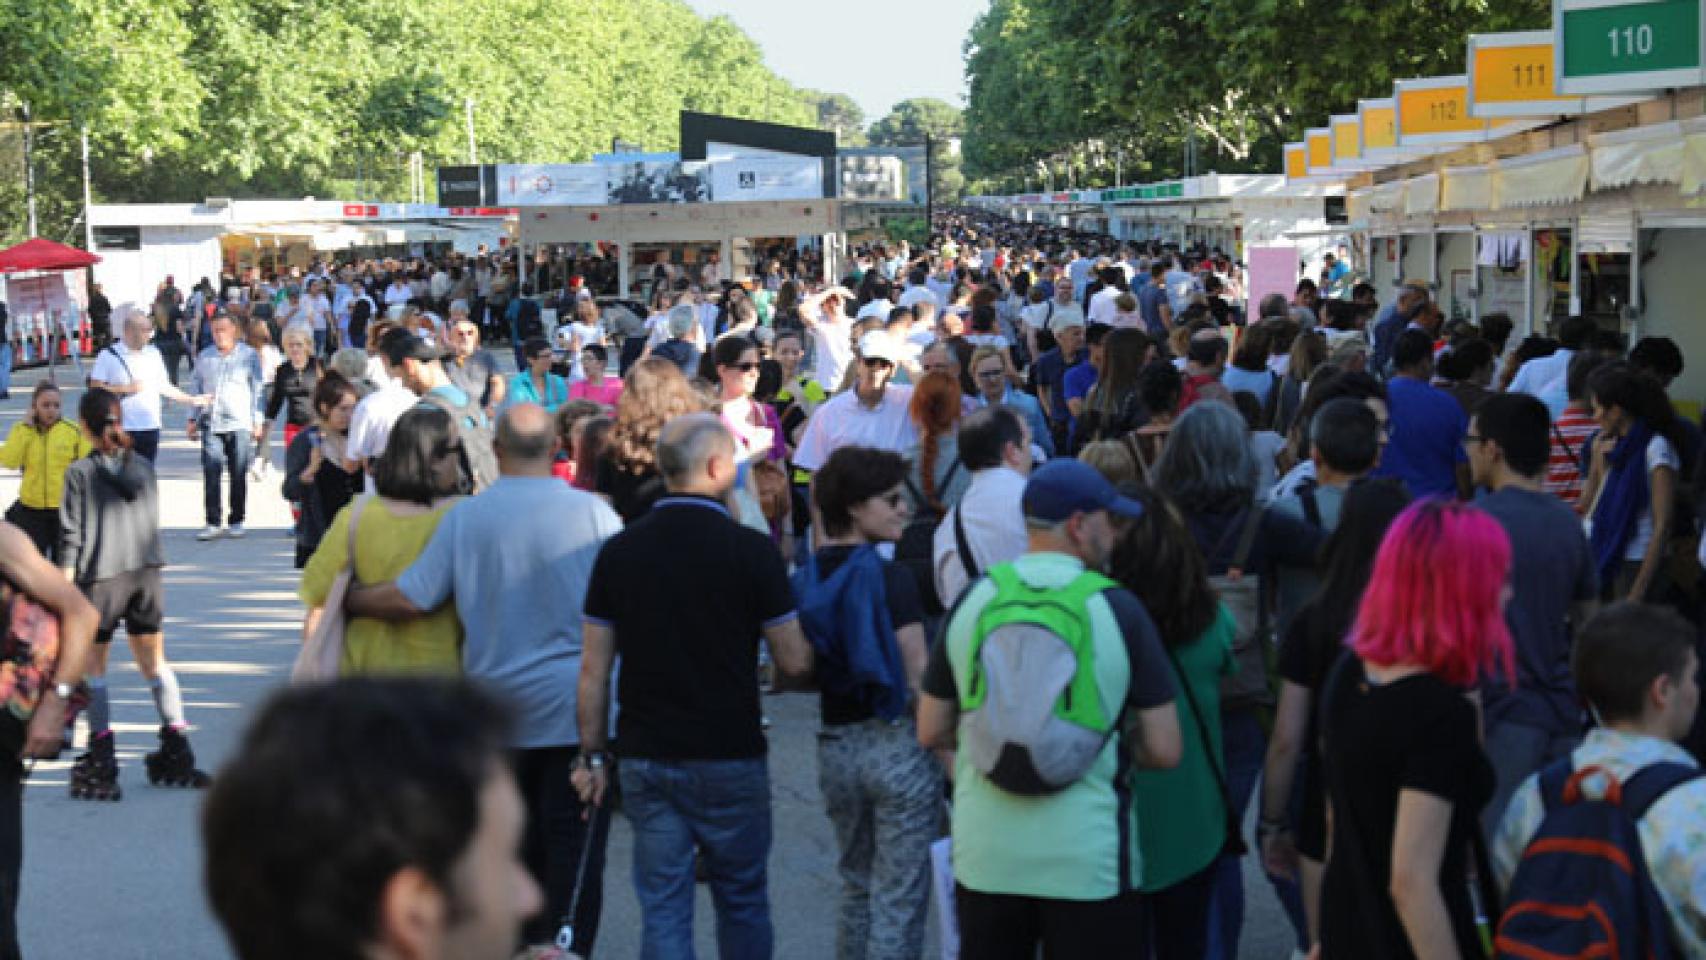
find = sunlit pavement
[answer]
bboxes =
[0,359,1292,958]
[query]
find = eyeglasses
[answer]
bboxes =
[726,362,760,372]
[975,368,1006,380]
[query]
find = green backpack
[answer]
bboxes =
[960,565,1120,795]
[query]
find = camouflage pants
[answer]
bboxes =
[817,718,944,960]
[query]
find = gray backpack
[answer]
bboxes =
[959,565,1121,795]
[418,390,497,494]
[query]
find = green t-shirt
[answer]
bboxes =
[925,552,1178,901]
[1132,604,1236,891]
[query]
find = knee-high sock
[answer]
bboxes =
[149,669,185,729]
[86,677,111,738]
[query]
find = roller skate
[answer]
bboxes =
[68,734,122,801]
[143,725,211,789]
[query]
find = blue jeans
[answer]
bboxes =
[201,429,254,526]
[1207,707,1309,958]
[620,757,772,960]
[0,342,11,396]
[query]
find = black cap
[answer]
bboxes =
[379,327,443,366]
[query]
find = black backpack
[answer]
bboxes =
[895,458,962,616]
[348,297,373,343]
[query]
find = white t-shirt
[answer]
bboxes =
[810,310,856,390]
[555,321,603,380]
[856,298,895,321]
[305,294,333,331]
[346,381,418,466]
[964,333,1010,351]
[792,386,917,471]
[1625,435,1681,561]
[1087,287,1123,327]
[90,343,171,432]
[933,466,1029,606]
[897,285,938,310]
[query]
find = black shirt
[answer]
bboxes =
[266,358,321,427]
[1276,601,1350,861]
[583,495,796,761]
[1318,661,1492,959]
[812,545,925,726]
[594,456,667,524]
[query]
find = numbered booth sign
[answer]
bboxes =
[1555,0,1706,95]
[1395,76,1492,148]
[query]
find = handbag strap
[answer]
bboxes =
[345,495,370,577]
[1552,421,1578,468]
[1165,644,1246,855]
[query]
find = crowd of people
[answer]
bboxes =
[0,206,1703,960]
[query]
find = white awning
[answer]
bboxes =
[1682,131,1706,196]
[1496,146,1589,209]
[1404,174,1440,216]
[1441,166,1495,213]
[1591,122,1685,191]
[1366,180,1409,218]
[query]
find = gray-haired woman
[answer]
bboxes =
[1149,398,1324,958]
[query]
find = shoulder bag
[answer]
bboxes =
[292,495,370,682]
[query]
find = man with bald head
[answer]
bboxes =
[346,402,623,956]
[576,412,814,958]
[89,309,210,462]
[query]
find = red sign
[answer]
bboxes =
[341,203,379,218]
[447,207,516,217]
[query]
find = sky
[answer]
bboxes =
[684,0,986,124]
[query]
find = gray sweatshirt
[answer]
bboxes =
[59,452,164,584]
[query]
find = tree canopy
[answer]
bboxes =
[0,0,854,245]
[962,0,1550,192]
[868,98,966,201]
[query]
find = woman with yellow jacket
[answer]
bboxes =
[0,382,91,560]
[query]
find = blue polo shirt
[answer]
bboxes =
[1063,361,1099,438]
[1373,376,1468,498]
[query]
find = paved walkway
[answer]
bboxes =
[0,360,1294,958]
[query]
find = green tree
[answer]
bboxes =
[963,0,1550,186]
[869,98,965,202]
[803,90,865,145]
[0,0,848,245]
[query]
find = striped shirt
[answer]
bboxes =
[1546,407,1597,506]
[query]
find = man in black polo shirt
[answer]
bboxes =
[575,412,813,959]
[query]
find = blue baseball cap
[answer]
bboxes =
[1022,460,1145,523]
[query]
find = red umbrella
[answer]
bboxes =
[0,237,100,274]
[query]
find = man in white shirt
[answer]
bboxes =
[1509,315,1596,401]
[933,406,1032,606]
[1086,266,1126,327]
[1164,256,1199,317]
[303,280,334,355]
[897,268,938,311]
[855,278,895,323]
[344,344,420,490]
[89,311,209,463]
[800,285,858,391]
[794,331,917,470]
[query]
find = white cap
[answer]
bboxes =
[857,330,902,366]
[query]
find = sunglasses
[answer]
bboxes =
[862,357,893,369]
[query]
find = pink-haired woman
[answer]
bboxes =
[1317,498,1514,959]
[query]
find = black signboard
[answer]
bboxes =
[92,226,142,251]
[436,165,497,206]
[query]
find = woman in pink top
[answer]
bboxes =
[568,344,623,409]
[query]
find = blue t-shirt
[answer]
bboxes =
[1222,366,1274,405]
[1475,487,1596,737]
[1063,361,1098,438]
[1033,347,1085,427]
[398,477,623,749]
[1137,283,1169,335]
[1372,376,1467,498]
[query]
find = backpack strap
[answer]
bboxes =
[1164,642,1246,856]
[1299,486,1323,529]
[965,566,1117,727]
[952,505,978,583]
[1620,761,1704,819]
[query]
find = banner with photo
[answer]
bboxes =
[495,164,608,206]
[837,155,905,201]
[605,162,711,204]
[709,157,824,202]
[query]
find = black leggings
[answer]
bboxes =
[510,746,612,952]
[955,885,1147,960]
[4,504,58,564]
